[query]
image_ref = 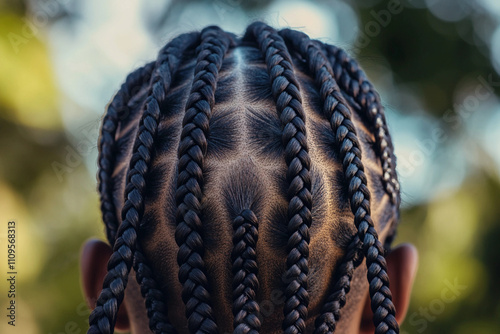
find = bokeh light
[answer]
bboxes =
[0,0,499,333]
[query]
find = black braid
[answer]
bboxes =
[232,209,261,334]
[313,236,363,334]
[174,26,232,334]
[130,32,202,334]
[133,248,176,334]
[244,22,313,334]
[321,43,400,206]
[88,32,199,334]
[98,61,155,243]
[279,29,399,334]
[321,43,400,249]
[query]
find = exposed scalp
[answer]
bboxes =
[93,23,401,334]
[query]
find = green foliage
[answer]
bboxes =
[0,1,498,333]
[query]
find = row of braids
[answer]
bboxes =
[97,60,155,243]
[130,31,202,334]
[279,28,399,334]
[173,26,233,334]
[232,209,261,334]
[321,43,400,207]
[89,31,200,334]
[313,235,363,334]
[93,23,401,334]
[244,22,313,334]
[98,58,176,333]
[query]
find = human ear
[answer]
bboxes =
[359,243,418,333]
[80,238,130,332]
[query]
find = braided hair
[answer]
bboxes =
[243,23,313,334]
[90,22,401,334]
[279,28,398,334]
[174,27,233,333]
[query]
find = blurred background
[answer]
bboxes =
[0,0,499,333]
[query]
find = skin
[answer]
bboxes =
[81,240,416,333]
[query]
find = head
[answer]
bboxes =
[81,23,417,334]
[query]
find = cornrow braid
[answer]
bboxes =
[232,209,261,334]
[133,248,176,334]
[88,32,199,334]
[313,236,363,334]
[279,33,365,332]
[321,43,400,206]
[321,43,400,249]
[98,61,155,243]
[130,33,201,334]
[244,22,313,334]
[174,26,233,334]
[280,29,399,334]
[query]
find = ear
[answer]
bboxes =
[80,239,130,332]
[360,243,418,333]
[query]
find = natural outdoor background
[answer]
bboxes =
[0,0,499,333]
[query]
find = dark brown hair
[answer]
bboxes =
[89,22,401,334]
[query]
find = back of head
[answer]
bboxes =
[91,22,401,334]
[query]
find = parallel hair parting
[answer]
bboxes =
[91,22,401,334]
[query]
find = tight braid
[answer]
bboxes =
[232,209,261,334]
[88,32,199,334]
[280,29,399,334]
[131,33,200,334]
[321,43,400,206]
[313,236,363,334]
[174,26,232,334]
[284,32,365,332]
[133,249,176,334]
[98,61,155,243]
[321,43,400,248]
[244,22,313,334]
